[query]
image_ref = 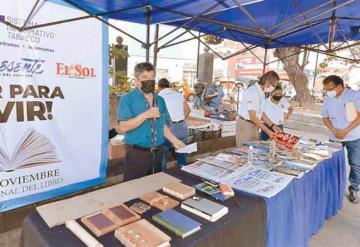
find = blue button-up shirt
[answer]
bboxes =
[321,88,360,141]
[118,89,169,147]
[205,86,224,109]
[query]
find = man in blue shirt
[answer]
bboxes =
[117,62,185,181]
[204,80,224,110]
[321,75,360,204]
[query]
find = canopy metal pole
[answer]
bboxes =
[22,0,40,29]
[312,51,319,89]
[228,30,264,63]
[188,30,224,59]
[162,33,208,49]
[271,0,353,39]
[149,0,225,47]
[196,32,201,79]
[153,24,159,69]
[223,41,264,60]
[145,6,151,62]
[262,43,269,75]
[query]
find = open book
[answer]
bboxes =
[0,128,60,172]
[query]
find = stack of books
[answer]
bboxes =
[152,209,202,239]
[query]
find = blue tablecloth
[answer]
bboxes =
[265,149,346,247]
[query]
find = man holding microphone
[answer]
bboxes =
[117,62,185,181]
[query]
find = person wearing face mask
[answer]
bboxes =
[236,71,282,146]
[260,85,293,140]
[117,62,186,181]
[321,75,360,204]
[204,80,224,110]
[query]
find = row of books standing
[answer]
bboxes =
[65,181,231,247]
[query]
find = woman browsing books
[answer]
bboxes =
[261,85,293,140]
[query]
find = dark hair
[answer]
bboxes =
[272,85,283,93]
[134,62,154,77]
[259,71,280,85]
[323,75,344,87]
[158,78,170,88]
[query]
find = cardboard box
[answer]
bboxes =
[108,142,126,160]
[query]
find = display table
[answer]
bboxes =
[21,150,346,247]
[264,149,346,247]
[21,170,266,247]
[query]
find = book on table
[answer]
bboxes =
[274,132,300,149]
[81,204,140,237]
[152,209,202,239]
[140,191,179,211]
[181,197,228,222]
[162,182,195,200]
[115,219,171,247]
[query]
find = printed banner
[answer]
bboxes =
[0,0,108,211]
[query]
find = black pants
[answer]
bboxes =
[124,145,163,182]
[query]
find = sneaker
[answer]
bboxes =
[348,191,359,204]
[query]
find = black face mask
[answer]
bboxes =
[140,80,155,93]
[272,95,283,101]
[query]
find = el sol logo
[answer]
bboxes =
[56,63,96,78]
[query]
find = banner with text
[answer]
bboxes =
[0,0,108,211]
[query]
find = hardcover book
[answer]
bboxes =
[181,197,228,222]
[272,166,304,178]
[104,204,140,226]
[115,219,171,247]
[162,182,195,200]
[140,192,179,211]
[81,212,118,237]
[152,209,201,239]
[0,128,60,172]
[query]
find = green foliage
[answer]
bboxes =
[204,35,223,45]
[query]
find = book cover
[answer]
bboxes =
[81,212,118,237]
[274,132,300,149]
[162,182,195,200]
[104,204,140,226]
[0,128,60,172]
[193,182,228,201]
[115,219,171,247]
[272,166,304,178]
[219,184,234,196]
[181,197,228,222]
[152,209,201,238]
[140,192,179,211]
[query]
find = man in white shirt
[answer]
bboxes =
[261,85,294,140]
[236,71,282,146]
[158,78,191,171]
[321,75,360,204]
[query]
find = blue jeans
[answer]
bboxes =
[161,121,188,171]
[343,138,360,193]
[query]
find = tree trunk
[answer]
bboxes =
[274,47,315,108]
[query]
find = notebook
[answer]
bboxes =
[152,209,201,238]
[115,219,171,247]
[162,182,195,200]
[181,197,228,222]
[140,192,179,211]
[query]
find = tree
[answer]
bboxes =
[274,46,315,108]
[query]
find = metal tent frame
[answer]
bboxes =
[1,0,359,77]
